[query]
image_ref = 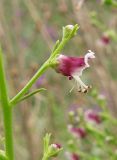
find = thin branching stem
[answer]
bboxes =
[10,38,68,106]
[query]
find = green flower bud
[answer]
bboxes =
[48,143,62,157]
[62,24,79,40]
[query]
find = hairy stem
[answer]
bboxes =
[0,48,14,160]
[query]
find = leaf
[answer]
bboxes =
[16,88,46,104]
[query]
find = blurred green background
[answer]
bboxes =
[0,0,117,159]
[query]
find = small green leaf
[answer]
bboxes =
[16,88,46,104]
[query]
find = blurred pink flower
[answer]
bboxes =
[68,125,87,138]
[71,153,80,160]
[65,152,80,160]
[85,109,101,124]
[101,35,110,45]
[55,50,95,93]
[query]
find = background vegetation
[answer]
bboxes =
[0,0,117,159]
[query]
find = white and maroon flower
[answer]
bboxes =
[84,109,101,124]
[101,35,110,45]
[55,50,95,93]
[71,153,80,160]
[68,125,87,138]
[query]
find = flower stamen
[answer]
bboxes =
[72,75,91,93]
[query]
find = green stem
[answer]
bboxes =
[51,39,68,58]
[10,60,50,106]
[10,38,68,106]
[0,48,14,160]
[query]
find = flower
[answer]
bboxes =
[68,125,87,138]
[71,153,80,160]
[65,152,80,160]
[84,109,101,124]
[101,35,110,45]
[55,50,95,93]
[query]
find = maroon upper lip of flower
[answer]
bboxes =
[56,55,85,77]
[88,113,101,123]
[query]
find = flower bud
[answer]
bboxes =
[48,143,62,157]
[62,24,79,39]
[63,25,74,39]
